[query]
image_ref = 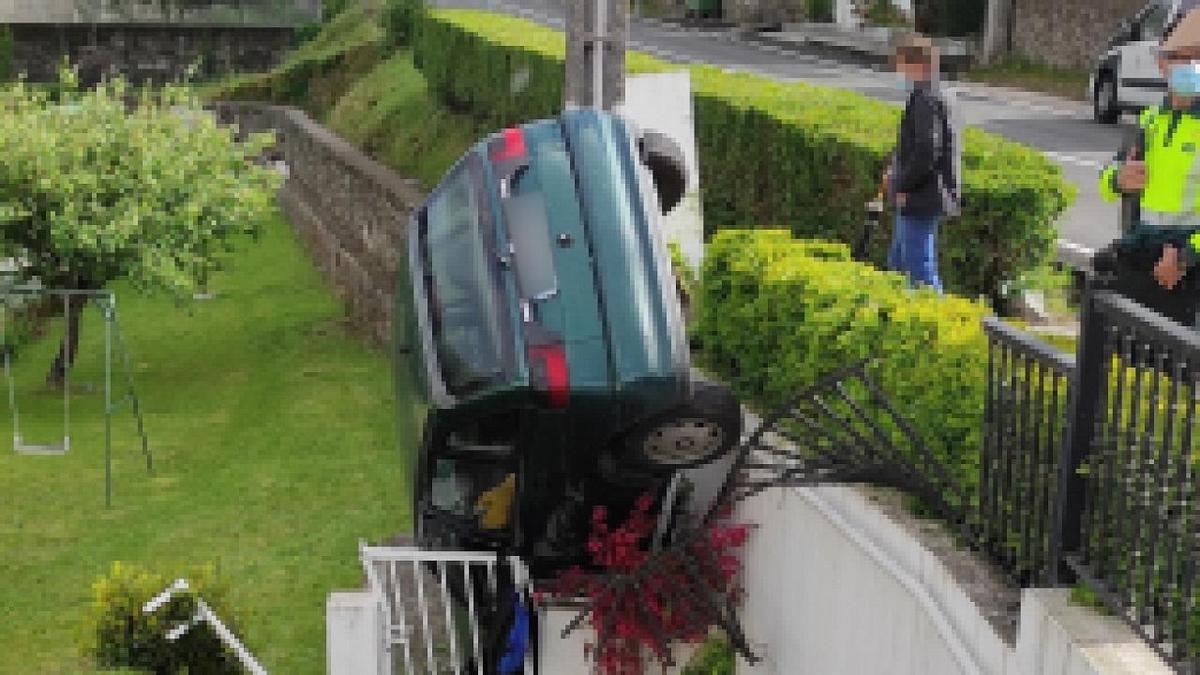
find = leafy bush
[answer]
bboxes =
[694,229,990,495]
[683,633,734,674]
[0,67,280,382]
[0,69,279,297]
[866,0,911,27]
[0,25,13,82]
[413,9,1076,304]
[382,0,426,49]
[83,561,246,673]
[805,0,834,23]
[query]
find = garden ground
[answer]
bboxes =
[0,210,409,673]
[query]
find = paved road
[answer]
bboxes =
[434,0,1137,262]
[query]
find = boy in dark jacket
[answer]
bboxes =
[881,33,961,294]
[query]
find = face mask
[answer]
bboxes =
[1168,62,1200,96]
[896,72,914,93]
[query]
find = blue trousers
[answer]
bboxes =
[887,213,943,294]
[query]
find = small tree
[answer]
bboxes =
[0,65,281,386]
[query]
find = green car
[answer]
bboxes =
[396,108,740,576]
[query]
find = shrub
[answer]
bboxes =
[82,561,246,673]
[382,0,426,49]
[0,66,280,384]
[694,229,990,495]
[413,9,1076,304]
[866,0,911,27]
[0,25,13,82]
[683,633,734,674]
[805,0,834,23]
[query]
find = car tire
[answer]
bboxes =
[1094,73,1120,124]
[627,380,741,470]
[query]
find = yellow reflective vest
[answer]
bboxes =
[1099,104,1200,259]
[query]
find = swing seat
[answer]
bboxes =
[14,435,69,455]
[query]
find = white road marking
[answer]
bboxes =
[1042,151,1107,170]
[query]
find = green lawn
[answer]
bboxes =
[964,55,1090,102]
[0,211,411,673]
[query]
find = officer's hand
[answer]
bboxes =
[1117,147,1147,192]
[1154,244,1186,290]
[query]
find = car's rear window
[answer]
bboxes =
[421,154,508,397]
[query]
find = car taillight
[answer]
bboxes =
[490,127,528,163]
[527,342,570,408]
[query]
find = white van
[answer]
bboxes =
[1090,0,1199,123]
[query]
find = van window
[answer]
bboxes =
[420,155,508,397]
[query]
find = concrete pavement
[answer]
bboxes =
[432,0,1134,267]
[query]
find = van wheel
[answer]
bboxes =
[629,381,741,470]
[1094,73,1120,124]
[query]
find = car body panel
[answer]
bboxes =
[1092,0,1187,116]
[397,108,732,573]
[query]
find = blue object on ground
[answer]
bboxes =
[498,592,530,674]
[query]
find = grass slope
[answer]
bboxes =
[324,49,485,189]
[0,212,407,673]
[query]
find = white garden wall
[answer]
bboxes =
[733,484,1172,675]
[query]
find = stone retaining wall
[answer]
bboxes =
[1011,0,1144,71]
[211,102,425,348]
[9,24,295,84]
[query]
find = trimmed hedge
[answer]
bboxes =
[695,229,989,494]
[413,9,1076,302]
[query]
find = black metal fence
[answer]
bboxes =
[981,317,1074,586]
[1058,289,1200,671]
[983,281,1200,673]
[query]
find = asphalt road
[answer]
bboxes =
[433,0,1136,262]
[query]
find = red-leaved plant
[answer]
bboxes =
[536,493,751,675]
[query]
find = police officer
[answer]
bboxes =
[1098,7,1200,327]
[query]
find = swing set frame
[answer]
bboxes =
[0,286,152,507]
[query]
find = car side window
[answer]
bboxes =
[1141,3,1170,41]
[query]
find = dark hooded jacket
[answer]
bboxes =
[893,81,960,219]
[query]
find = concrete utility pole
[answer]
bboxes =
[565,0,628,110]
[981,0,1014,66]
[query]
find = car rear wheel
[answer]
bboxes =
[629,380,741,470]
[1094,73,1120,124]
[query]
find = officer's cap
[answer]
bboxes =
[1163,7,1200,53]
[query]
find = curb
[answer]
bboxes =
[743,29,973,77]
[1056,239,1095,272]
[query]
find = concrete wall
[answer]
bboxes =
[1011,0,1145,70]
[722,0,808,24]
[10,23,296,83]
[734,484,1172,675]
[212,102,424,349]
[0,0,320,26]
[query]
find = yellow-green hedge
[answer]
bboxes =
[414,9,1077,302]
[695,229,990,493]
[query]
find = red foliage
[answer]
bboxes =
[538,493,752,675]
